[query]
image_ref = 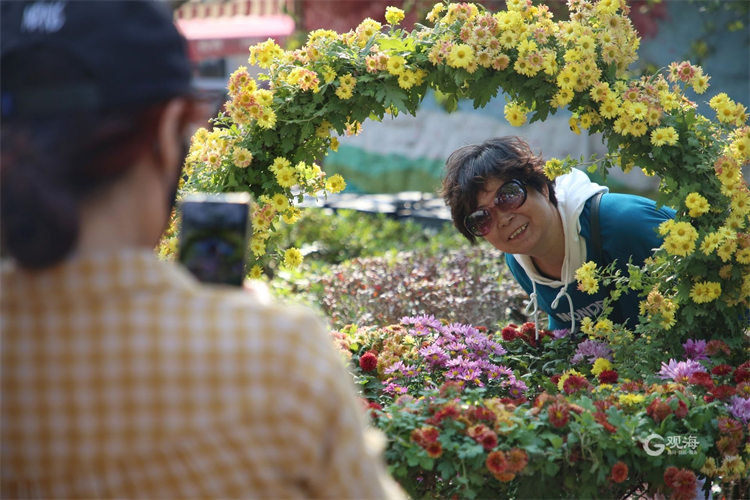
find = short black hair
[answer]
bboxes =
[441,136,556,243]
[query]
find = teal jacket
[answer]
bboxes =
[506,191,676,332]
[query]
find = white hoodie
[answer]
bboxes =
[511,168,608,332]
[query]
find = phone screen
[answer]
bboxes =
[177,193,251,286]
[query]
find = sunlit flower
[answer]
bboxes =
[504,102,528,127]
[447,43,474,68]
[684,192,709,217]
[283,247,303,268]
[650,126,679,147]
[385,6,405,25]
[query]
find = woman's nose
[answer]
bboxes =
[496,209,514,227]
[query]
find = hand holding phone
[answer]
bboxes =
[177,193,251,286]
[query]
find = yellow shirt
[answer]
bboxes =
[1,249,401,499]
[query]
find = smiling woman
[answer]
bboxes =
[441,135,675,333]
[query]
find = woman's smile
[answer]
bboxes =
[508,222,528,241]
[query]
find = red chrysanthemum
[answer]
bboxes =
[598,370,619,384]
[501,325,519,341]
[467,424,489,439]
[506,448,529,473]
[610,461,628,483]
[671,469,697,498]
[687,371,714,390]
[710,384,736,400]
[366,400,382,419]
[519,322,536,336]
[669,397,688,419]
[485,450,508,475]
[470,405,496,422]
[711,364,733,376]
[647,399,672,424]
[480,430,498,451]
[425,441,443,458]
[494,471,515,482]
[663,466,679,488]
[410,428,425,446]
[427,403,460,425]
[359,351,378,372]
[736,382,750,397]
[550,374,562,386]
[547,402,570,428]
[733,363,750,384]
[619,380,643,392]
[562,374,590,395]
[421,426,440,444]
[717,416,743,436]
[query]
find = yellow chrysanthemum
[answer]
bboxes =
[447,43,475,69]
[684,192,709,217]
[231,147,253,168]
[735,247,750,264]
[397,70,417,89]
[504,102,527,127]
[270,193,289,211]
[551,88,574,108]
[426,2,445,23]
[594,319,614,335]
[691,70,710,94]
[283,247,303,268]
[249,265,263,279]
[599,97,621,119]
[575,261,599,294]
[543,158,570,180]
[690,281,722,304]
[270,157,291,174]
[257,107,277,129]
[569,116,581,135]
[385,6,405,25]
[250,239,266,257]
[618,393,645,406]
[556,67,577,89]
[650,126,679,147]
[591,358,613,377]
[700,232,722,255]
[326,174,346,193]
[580,317,595,336]
[282,207,302,225]
[386,55,406,76]
[275,166,298,188]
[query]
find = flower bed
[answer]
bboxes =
[332,315,749,498]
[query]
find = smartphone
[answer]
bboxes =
[177,193,251,286]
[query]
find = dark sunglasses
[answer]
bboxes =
[464,179,527,237]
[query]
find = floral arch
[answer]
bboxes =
[182,2,749,494]
[185,0,748,341]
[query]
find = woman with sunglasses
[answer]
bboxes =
[441,136,675,333]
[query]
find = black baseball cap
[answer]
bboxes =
[1,0,193,118]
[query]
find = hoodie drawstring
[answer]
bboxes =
[524,281,540,340]
[551,286,576,333]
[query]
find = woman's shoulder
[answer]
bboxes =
[598,192,676,225]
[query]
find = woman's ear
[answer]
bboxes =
[152,98,187,176]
